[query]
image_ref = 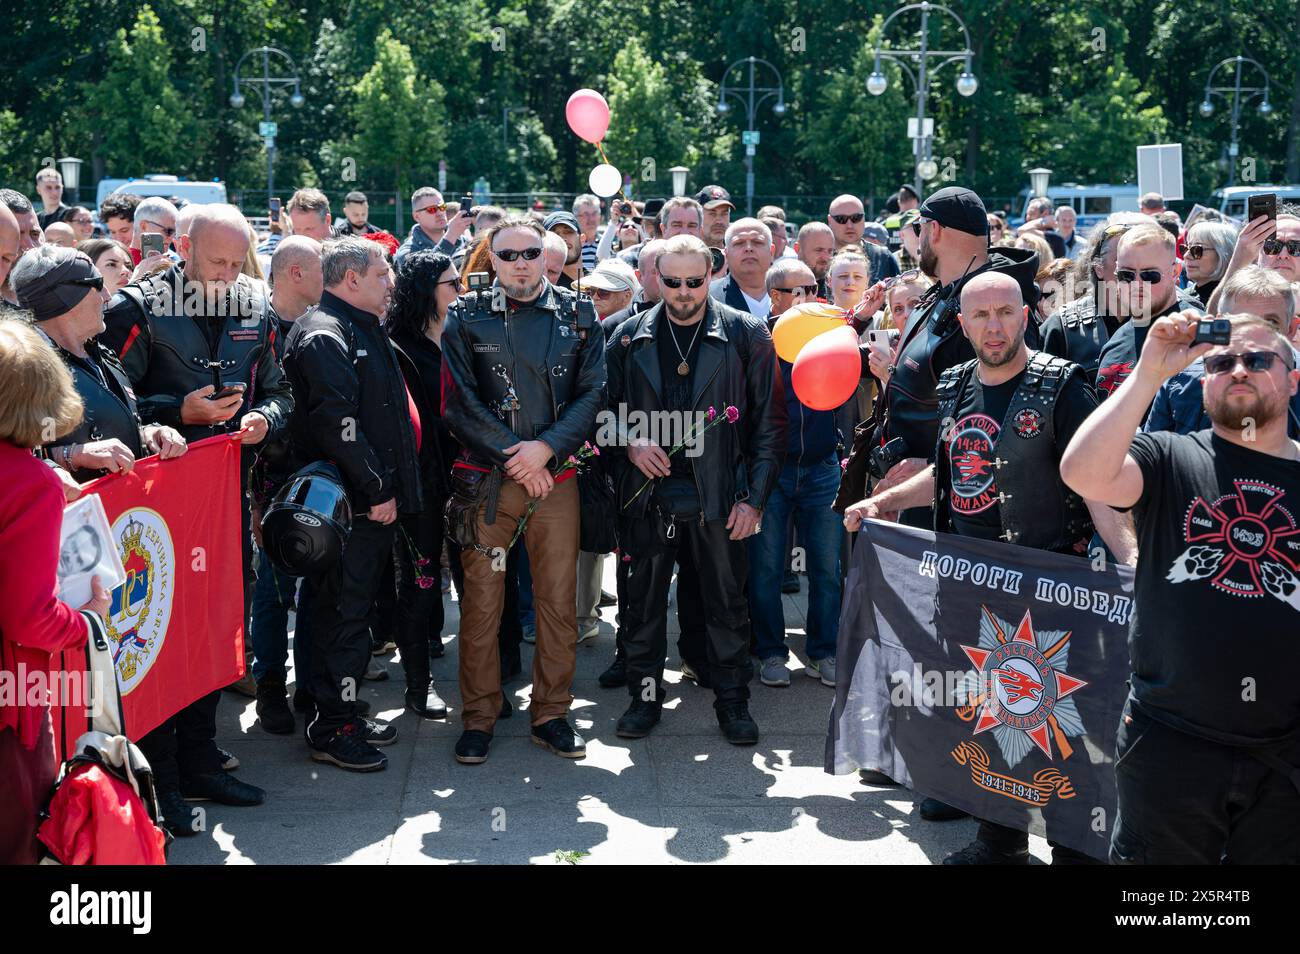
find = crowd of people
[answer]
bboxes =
[1,161,1297,867]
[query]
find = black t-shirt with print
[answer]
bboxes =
[1126,429,1300,745]
[944,367,1096,541]
[656,316,702,478]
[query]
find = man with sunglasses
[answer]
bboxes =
[1207,208,1300,315]
[395,186,472,269]
[827,194,900,285]
[442,216,605,765]
[1093,223,1194,400]
[1062,313,1300,864]
[606,234,785,744]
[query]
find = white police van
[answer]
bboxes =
[1012,184,1140,231]
[95,174,228,208]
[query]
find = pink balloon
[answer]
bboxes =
[791,326,861,411]
[566,89,611,144]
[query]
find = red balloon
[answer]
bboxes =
[566,89,611,144]
[791,326,860,411]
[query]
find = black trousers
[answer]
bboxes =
[622,516,753,708]
[137,689,222,789]
[393,495,447,687]
[612,537,707,665]
[306,516,395,741]
[1111,700,1300,864]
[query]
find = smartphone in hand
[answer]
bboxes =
[141,232,165,257]
[1247,193,1277,235]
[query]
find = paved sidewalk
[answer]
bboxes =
[171,560,1052,864]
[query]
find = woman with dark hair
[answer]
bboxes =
[77,238,133,298]
[385,250,459,718]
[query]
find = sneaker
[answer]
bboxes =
[455,729,493,764]
[218,747,239,771]
[943,837,1029,865]
[522,622,536,644]
[716,702,759,745]
[598,656,627,689]
[358,718,398,747]
[806,657,837,687]
[371,637,397,656]
[679,659,712,689]
[157,788,202,837]
[255,677,295,735]
[309,724,388,772]
[615,699,661,738]
[598,589,618,607]
[362,658,389,681]
[759,657,791,687]
[577,621,600,644]
[530,718,587,758]
[179,770,264,805]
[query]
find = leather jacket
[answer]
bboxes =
[282,291,423,514]
[441,280,606,471]
[604,298,787,522]
[41,336,146,484]
[101,264,293,444]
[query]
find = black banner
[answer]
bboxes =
[826,520,1135,861]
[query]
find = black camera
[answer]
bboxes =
[618,201,633,216]
[466,271,490,291]
[868,437,909,481]
[1194,318,1232,347]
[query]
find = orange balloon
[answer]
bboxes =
[791,326,861,410]
[771,302,847,363]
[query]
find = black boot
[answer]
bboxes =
[157,787,202,837]
[616,698,661,738]
[405,680,448,720]
[255,675,295,735]
[399,627,446,719]
[598,654,627,688]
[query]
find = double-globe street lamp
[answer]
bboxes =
[866,1,977,196]
[230,46,305,207]
[716,56,788,216]
[1198,55,1273,188]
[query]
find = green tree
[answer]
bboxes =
[343,29,446,205]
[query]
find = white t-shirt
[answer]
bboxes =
[740,289,771,317]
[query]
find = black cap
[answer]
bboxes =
[897,184,921,203]
[640,197,665,222]
[542,210,580,234]
[919,187,987,236]
[694,185,734,210]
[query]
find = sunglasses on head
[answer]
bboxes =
[831,213,865,224]
[660,275,708,289]
[415,203,447,214]
[143,220,175,237]
[1204,350,1292,375]
[885,268,921,290]
[772,283,819,295]
[1116,268,1165,284]
[1262,238,1300,257]
[492,246,543,262]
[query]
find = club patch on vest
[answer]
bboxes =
[1012,408,1044,439]
[473,343,501,353]
[228,329,260,342]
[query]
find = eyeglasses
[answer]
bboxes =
[1184,244,1207,260]
[1204,350,1293,375]
[660,275,708,289]
[142,220,176,237]
[1262,238,1300,257]
[885,268,921,290]
[1115,268,1166,284]
[772,283,819,295]
[491,246,543,262]
[831,213,865,225]
[415,203,447,214]
[71,217,93,225]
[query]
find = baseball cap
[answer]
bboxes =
[542,210,580,234]
[918,187,988,236]
[694,185,735,210]
[580,260,640,295]
[862,222,889,246]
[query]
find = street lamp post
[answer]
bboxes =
[866,1,978,196]
[57,157,83,205]
[668,166,690,197]
[716,56,788,216]
[230,46,305,208]
[1198,55,1273,188]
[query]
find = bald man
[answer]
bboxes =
[270,235,324,326]
[827,193,900,284]
[845,270,1103,864]
[100,203,293,811]
[43,221,77,248]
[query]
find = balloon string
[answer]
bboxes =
[595,140,629,204]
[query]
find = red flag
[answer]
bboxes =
[51,436,244,756]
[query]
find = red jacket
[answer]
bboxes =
[0,442,91,749]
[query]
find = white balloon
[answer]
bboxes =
[589,163,622,198]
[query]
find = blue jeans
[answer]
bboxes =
[746,455,842,662]
[250,548,313,683]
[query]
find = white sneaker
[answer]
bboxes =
[577,621,600,644]
[807,657,837,687]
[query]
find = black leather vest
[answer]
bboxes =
[51,342,145,483]
[933,351,1092,553]
[116,268,273,441]
[881,283,967,458]
[1053,295,1112,381]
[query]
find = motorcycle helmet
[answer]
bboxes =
[260,461,352,576]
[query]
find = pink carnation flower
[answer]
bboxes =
[724,405,740,424]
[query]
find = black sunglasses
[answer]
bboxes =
[772,283,819,295]
[1204,350,1292,375]
[1262,238,1300,257]
[1115,268,1165,284]
[831,213,866,225]
[660,275,708,289]
[64,274,105,292]
[492,246,543,262]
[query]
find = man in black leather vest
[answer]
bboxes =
[844,273,1104,865]
[442,215,606,766]
[100,204,291,808]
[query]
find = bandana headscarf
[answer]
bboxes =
[13,250,102,322]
